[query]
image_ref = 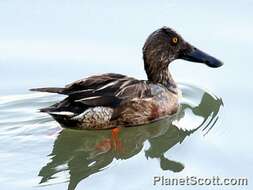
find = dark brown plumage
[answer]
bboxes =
[31,27,223,129]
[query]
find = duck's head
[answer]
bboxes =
[143,27,223,86]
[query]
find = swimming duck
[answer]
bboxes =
[31,27,223,129]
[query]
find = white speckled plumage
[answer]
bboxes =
[72,107,114,129]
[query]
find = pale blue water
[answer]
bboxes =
[0,1,252,190]
[0,84,224,190]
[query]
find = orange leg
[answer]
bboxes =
[111,127,123,152]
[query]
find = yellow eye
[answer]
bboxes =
[172,37,178,44]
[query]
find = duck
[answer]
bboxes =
[31,27,223,130]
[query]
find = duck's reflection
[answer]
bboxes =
[38,92,223,190]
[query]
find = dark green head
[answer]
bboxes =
[143,27,223,82]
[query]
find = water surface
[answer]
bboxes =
[0,0,253,190]
[0,84,224,190]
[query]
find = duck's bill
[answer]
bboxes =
[180,47,223,68]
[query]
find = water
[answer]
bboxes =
[0,84,223,190]
[0,0,253,190]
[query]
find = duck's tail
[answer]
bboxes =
[30,87,64,94]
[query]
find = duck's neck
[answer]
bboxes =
[144,62,178,94]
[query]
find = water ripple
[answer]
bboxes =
[0,84,223,190]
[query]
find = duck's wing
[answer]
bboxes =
[32,73,144,113]
[63,73,140,99]
[31,73,140,98]
[31,73,131,95]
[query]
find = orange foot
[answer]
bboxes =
[111,127,123,153]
